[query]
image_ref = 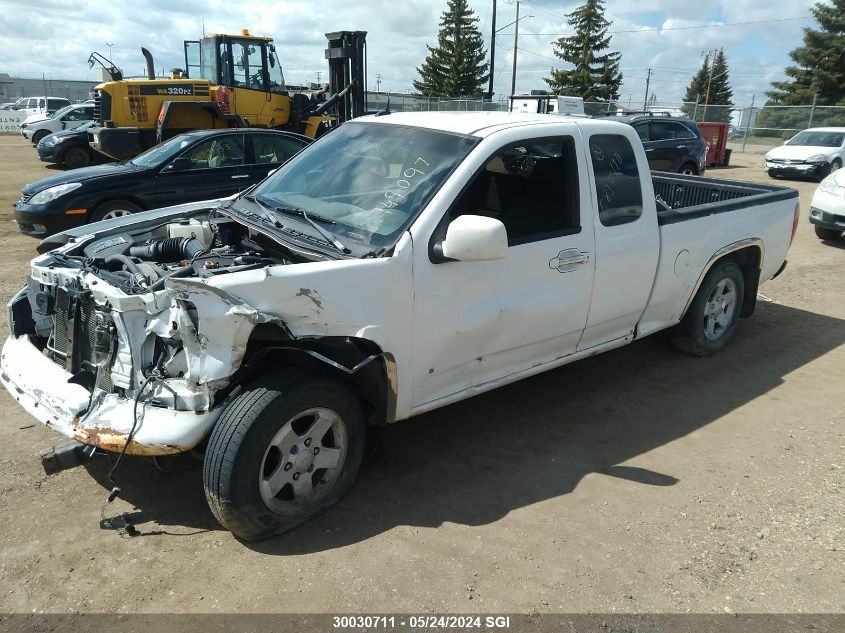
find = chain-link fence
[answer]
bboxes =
[365,92,508,112]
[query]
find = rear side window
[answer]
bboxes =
[650,121,679,141]
[589,134,643,227]
[674,122,697,139]
[249,134,308,165]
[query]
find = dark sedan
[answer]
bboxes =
[15,128,311,237]
[36,121,110,169]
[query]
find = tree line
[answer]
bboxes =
[411,0,844,134]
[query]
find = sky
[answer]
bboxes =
[0,0,826,107]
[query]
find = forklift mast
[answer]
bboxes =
[324,31,367,122]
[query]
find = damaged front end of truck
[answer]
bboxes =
[1,200,399,464]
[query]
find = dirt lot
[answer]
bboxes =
[0,134,842,616]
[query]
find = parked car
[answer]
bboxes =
[764,127,845,181]
[20,103,95,144]
[12,96,71,117]
[597,112,708,175]
[14,128,311,236]
[36,121,110,169]
[809,169,845,240]
[2,112,800,540]
[0,102,17,110]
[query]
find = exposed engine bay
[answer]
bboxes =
[6,208,317,454]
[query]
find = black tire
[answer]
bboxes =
[89,199,141,222]
[679,163,698,176]
[32,129,49,144]
[670,260,745,356]
[767,170,778,179]
[815,225,842,240]
[203,374,366,541]
[831,158,842,172]
[62,146,91,169]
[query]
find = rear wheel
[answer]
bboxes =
[90,199,141,222]
[679,163,698,176]
[670,260,745,356]
[62,146,91,169]
[203,374,366,541]
[815,225,842,240]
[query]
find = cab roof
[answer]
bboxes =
[351,111,620,137]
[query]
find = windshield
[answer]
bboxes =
[250,123,478,249]
[130,134,197,167]
[49,105,75,119]
[787,131,845,147]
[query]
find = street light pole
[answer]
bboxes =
[487,0,496,100]
[106,43,114,60]
[510,0,519,96]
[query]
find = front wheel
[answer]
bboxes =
[89,199,141,222]
[31,130,49,144]
[670,260,745,356]
[203,374,366,541]
[62,146,91,169]
[815,225,842,240]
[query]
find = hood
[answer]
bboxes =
[40,126,88,144]
[22,113,50,125]
[767,144,837,161]
[22,161,139,195]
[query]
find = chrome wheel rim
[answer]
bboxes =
[703,277,738,341]
[101,208,134,220]
[681,166,696,175]
[258,407,348,515]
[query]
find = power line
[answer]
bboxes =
[499,15,812,37]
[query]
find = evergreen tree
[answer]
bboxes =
[757,0,845,137]
[681,49,733,122]
[543,0,622,111]
[413,0,490,97]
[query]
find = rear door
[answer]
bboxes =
[154,133,247,206]
[411,127,597,409]
[646,120,684,171]
[577,125,660,349]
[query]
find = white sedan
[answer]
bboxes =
[765,127,845,182]
[810,169,845,240]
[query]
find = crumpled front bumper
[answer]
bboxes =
[0,335,220,455]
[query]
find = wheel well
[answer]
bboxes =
[709,245,762,318]
[235,324,396,427]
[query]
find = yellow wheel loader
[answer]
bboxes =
[88,30,367,160]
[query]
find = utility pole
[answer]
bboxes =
[643,68,652,110]
[702,48,718,122]
[510,0,520,96]
[315,71,322,85]
[487,0,497,100]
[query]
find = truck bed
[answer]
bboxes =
[652,172,799,225]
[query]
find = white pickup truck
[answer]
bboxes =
[2,112,800,540]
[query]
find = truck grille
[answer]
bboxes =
[92,90,112,124]
[49,288,113,392]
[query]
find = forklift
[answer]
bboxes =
[88,30,367,160]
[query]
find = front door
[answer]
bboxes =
[155,133,248,206]
[410,131,596,410]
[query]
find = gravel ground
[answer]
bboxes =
[0,134,842,616]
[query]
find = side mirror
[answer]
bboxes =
[166,157,193,172]
[440,215,507,262]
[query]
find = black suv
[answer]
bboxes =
[598,112,707,175]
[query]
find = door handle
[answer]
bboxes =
[231,174,249,179]
[549,248,591,273]
[644,148,654,152]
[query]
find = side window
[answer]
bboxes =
[64,108,90,122]
[675,123,696,139]
[589,134,643,227]
[634,124,649,142]
[450,137,580,245]
[250,134,307,164]
[650,121,678,141]
[181,136,245,169]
